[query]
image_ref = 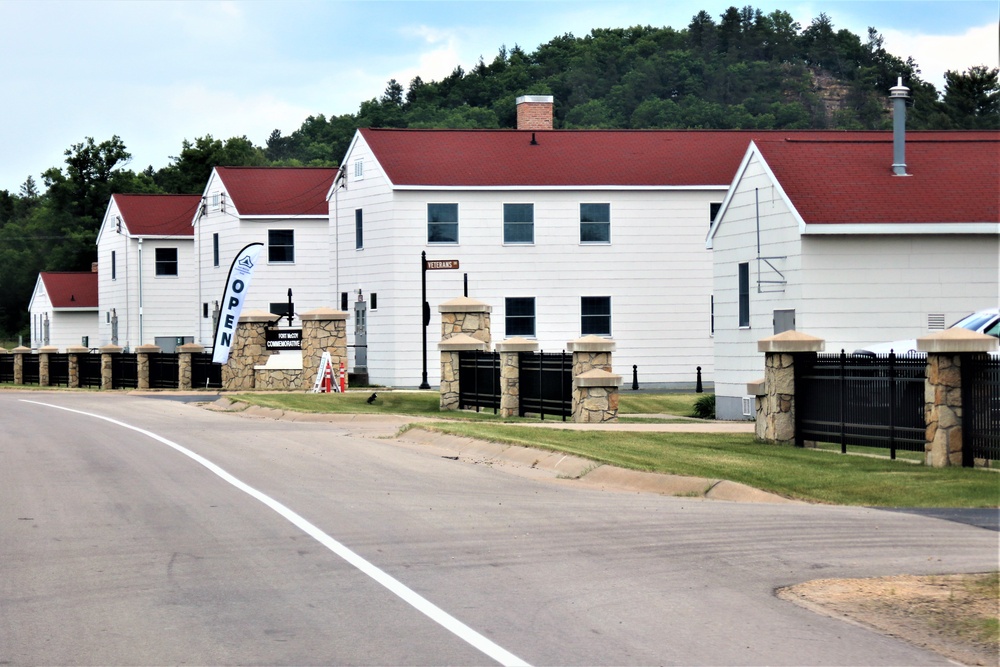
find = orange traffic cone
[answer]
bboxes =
[323,362,333,393]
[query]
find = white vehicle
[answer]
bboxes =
[855,308,1000,356]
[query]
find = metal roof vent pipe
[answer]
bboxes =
[890,77,910,176]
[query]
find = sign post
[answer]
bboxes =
[419,251,460,389]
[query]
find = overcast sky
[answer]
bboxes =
[1,0,996,193]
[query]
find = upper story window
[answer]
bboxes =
[505,297,536,337]
[427,203,458,244]
[580,203,610,244]
[210,193,220,209]
[268,229,295,263]
[710,202,722,225]
[155,247,178,277]
[503,203,534,244]
[355,209,364,249]
[353,158,364,180]
[212,233,220,267]
[581,296,611,335]
[111,250,117,280]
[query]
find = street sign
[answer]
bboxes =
[426,259,460,270]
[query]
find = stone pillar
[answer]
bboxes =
[135,344,160,390]
[439,296,492,345]
[100,345,123,390]
[755,331,825,444]
[177,343,205,391]
[918,329,998,467]
[12,346,31,385]
[222,310,277,391]
[567,336,621,423]
[66,345,89,389]
[495,337,538,418]
[300,308,349,392]
[438,334,489,410]
[38,345,58,386]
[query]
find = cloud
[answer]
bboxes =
[881,21,999,92]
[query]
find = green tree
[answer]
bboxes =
[154,135,267,193]
[942,66,1000,129]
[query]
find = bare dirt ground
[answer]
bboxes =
[779,573,999,666]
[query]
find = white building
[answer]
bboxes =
[95,194,202,351]
[192,167,339,346]
[708,130,1000,420]
[331,96,773,388]
[27,271,99,350]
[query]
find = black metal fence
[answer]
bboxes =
[78,353,102,388]
[148,353,179,389]
[795,351,926,458]
[111,353,139,389]
[22,354,40,385]
[962,354,1000,465]
[191,354,223,389]
[518,351,573,420]
[0,354,13,383]
[458,350,501,413]
[48,353,70,387]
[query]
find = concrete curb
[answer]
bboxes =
[203,400,800,504]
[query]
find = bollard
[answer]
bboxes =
[631,364,639,390]
[696,366,703,393]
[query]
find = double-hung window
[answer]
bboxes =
[268,229,294,263]
[155,247,178,277]
[503,203,534,244]
[580,203,610,243]
[355,210,364,249]
[505,297,536,337]
[581,296,611,336]
[427,203,458,244]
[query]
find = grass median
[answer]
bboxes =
[232,390,998,507]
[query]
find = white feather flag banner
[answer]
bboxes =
[212,242,264,364]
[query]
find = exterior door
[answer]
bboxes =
[354,298,368,369]
[774,309,795,334]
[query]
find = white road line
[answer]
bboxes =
[23,400,530,667]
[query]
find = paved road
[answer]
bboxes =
[1,391,996,666]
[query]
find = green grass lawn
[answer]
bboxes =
[233,391,998,508]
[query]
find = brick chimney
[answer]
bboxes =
[516,95,554,130]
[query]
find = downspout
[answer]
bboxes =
[137,237,144,346]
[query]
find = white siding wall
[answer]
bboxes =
[712,154,803,419]
[29,281,98,350]
[798,235,999,348]
[335,136,722,387]
[97,199,130,347]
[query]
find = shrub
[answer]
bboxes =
[692,393,716,420]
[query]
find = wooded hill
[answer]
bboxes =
[1,6,997,338]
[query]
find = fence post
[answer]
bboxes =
[12,346,32,385]
[38,346,58,386]
[177,343,205,391]
[755,331,825,444]
[135,345,160,390]
[567,335,620,423]
[438,334,488,411]
[495,337,538,418]
[66,345,89,389]
[100,345,123,390]
[918,329,998,467]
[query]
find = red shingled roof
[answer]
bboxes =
[40,272,98,309]
[113,194,202,236]
[755,133,999,224]
[214,167,338,216]
[359,128,902,187]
